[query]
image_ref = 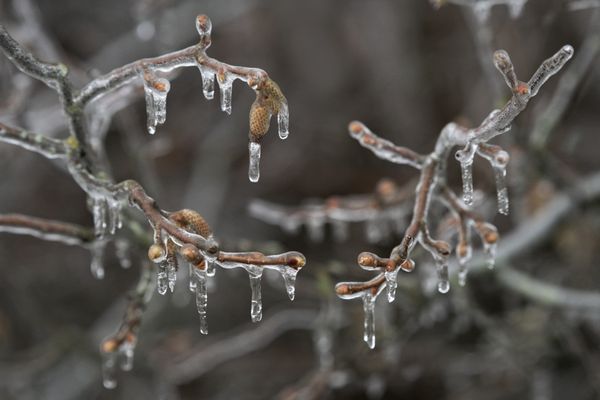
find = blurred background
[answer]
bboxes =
[1,0,600,398]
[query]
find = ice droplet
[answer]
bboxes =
[217,73,233,114]
[198,66,215,100]
[493,165,509,215]
[249,270,263,322]
[436,259,450,294]
[384,269,399,303]
[277,102,289,139]
[101,351,117,389]
[362,293,376,349]
[194,269,208,334]
[248,141,261,183]
[143,77,170,135]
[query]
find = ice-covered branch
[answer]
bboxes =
[100,261,155,389]
[430,0,529,23]
[330,46,572,348]
[0,121,67,159]
[73,15,289,181]
[249,178,415,243]
[0,12,306,390]
[0,213,94,246]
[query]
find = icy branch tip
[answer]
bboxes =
[196,15,212,36]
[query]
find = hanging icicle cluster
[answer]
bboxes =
[135,14,290,183]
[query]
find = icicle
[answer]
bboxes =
[278,265,298,301]
[248,269,263,322]
[195,269,208,334]
[366,217,385,243]
[435,259,450,294]
[457,244,472,287]
[119,342,135,371]
[384,269,399,303]
[188,263,197,292]
[157,262,168,295]
[473,2,492,23]
[493,165,509,215]
[198,66,215,100]
[115,240,131,269]
[92,199,107,237]
[282,218,301,235]
[167,260,177,293]
[483,241,497,270]
[90,241,105,280]
[362,293,376,349]
[101,351,118,389]
[456,144,478,206]
[143,77,170,135]
[277,102,289,139]
[332,220,349,242]
[306,217,325,242]
[217,72,233,114]
[508,0,527,18]
[248,141,261,183]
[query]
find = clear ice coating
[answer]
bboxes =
[249,270,263,322]
[194,268,209,334]
[362,293,376,349]
[493,165,509,215]
[248,141,261,183]
[277,102,289,139]
[198,65,215,100]
[384,269,399,303]
[217,73,233,114]
[143,77,171,135]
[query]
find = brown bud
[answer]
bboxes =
[148,244,164,261]
[335,283,350,296]
[400,259,415,272]
[101,339,118,353]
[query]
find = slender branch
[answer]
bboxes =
[0,122,67,159]
[0,213,94,245]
